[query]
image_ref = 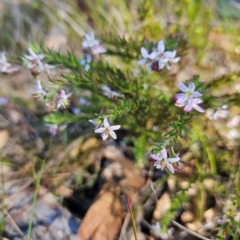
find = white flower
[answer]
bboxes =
[155,41,168,69]
[164,50,180,70]
[102,85,124,99]
[94,118,121,141]
[82,32,100,48]
[206,105,229,120]
[227,129,240,140]
[174,82,204,112]
[227,116,240,128]
[137,47,158,72]
[42,62,54,74]
[45,123,58,136]
[33,80,47,100]
[0,97,8,105]
[57,90,73,109]
[0,52,11,72]
[92,44,106,55]
[149,148,180,173]
[79,55,92,71]
[151,222,174,239]
[0,52,18,73]
[176,98,205,113]
[24,48,44,71]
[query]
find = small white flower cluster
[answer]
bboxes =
[33,80,72,112]
[227,115,240,128]
[45,123,67,136]
[82,32,106,56]
[137,41,180,72]
[149,148,182,174]
[174,82,204,113]
[226,115,240,140]
[80,32,106,71]
[0,52,18,73]
[79,54,92,72]
[206,105,229,120]
[24,48,54,75]
[151,222,174,239]
[89,117,121,141]
[102,85,124,99]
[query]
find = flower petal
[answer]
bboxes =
[158,60,166,69]
[157,41,165,53]
[141,47,149,58]
[178,83,188,93]
[192,91,202,98]
[184,98,193,112]
[164,50,176,59]
[95,127,105,133]
[171,57,180,63]
[166,63,172,70]
[161,148,167,158]
[149,154,161,161]
[28,48,37,58]
[137,59,146,65]
[148,51,158,60]
[167,157,180,163]
[146,63,152,72]
[102,132,109,141]
[109,130,117,139]
[166,162,175,173]
[188,83,195,92]
[174,93,187,103]
[103,118,110,128]
[109,125,121,131]
[193,102,205,113]
[24,55,34,61]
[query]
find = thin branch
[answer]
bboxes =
[4,209,28,240]
[172,220,211,240]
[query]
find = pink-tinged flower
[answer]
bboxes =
[137,47,158,72]
[149,148,180,173]
[175,97,204,113]
[0,52,18,73]
[227,129,240,140]
[164,50,180,70]
[42,62,54,74]
[45,123,59,136]
[102,85,124,99]
[33,80,47,100]
[0,52,11,72]
[206,105,229,120]
[57,90,73,109]
[227,116,240,128]
[92,44,106,55]
[82,32,100,49]
[24,48,44,71]
[94,118,121,141]
[174,82,204,112]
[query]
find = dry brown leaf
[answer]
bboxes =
[78,183,126,240]
[153,192,171,220]
[0,130,9,150]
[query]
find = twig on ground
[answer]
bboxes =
[172,220,211,240]
[4,209,28,240]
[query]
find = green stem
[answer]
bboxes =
[0,158,5,235]
[127,197,138,240]
[27,160,45,240]
[191,122,216,175]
